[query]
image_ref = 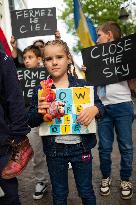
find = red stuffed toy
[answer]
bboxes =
[49,101,65,120]
[38,79,65,122]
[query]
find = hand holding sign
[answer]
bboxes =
[38,79,56,122]
[38,97,50,114]
[10,35,17,49]
[77,106,98,126]
[38,79,65,122]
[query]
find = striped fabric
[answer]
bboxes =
[0,27,12,56]
[73,0,97,48]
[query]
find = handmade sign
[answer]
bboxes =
[11,8,57,39]
[17,67,48,106]
[82,34,136,86]
[39,86,96,136]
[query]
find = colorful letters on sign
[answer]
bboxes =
[39,86,96,136]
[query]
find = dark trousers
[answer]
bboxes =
[46,147,96,205]
[0,155,21,205]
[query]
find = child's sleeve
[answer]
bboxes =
[27,87,44,127]
[94,86,105,118]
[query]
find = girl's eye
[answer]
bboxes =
[57,56,63,59]
[44,57,52,61]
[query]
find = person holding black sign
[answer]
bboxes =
[97,21,134,200]
[10,37,43,69]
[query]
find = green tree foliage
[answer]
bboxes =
[60,0,136,52]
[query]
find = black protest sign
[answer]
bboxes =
[11,8,57,39]
[17,67,48,106]
[81,34,136,86]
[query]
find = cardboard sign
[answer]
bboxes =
[39,86,96,136]
[11,8,57,39]
[82,34,136,86]
[17,67,48,106]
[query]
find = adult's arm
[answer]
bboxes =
[0,51,30,143]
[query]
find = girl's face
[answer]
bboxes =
[44,45,70,80]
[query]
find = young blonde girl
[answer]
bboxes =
[28,40,104,205]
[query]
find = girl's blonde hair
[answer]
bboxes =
[44,40,78,78]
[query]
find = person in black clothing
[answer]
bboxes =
[0,50,30,205]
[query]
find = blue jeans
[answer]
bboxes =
[0,155,21,205]
[46,148,96,205]
[98,102,134,181]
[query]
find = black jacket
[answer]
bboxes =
[0,51,30,151]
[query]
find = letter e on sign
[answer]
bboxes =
[75,105,83,115]
[64,115,71,124]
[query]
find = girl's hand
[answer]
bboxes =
[38,97,51,114]
[76,106,99,126]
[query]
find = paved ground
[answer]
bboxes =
[18,101,136,205]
